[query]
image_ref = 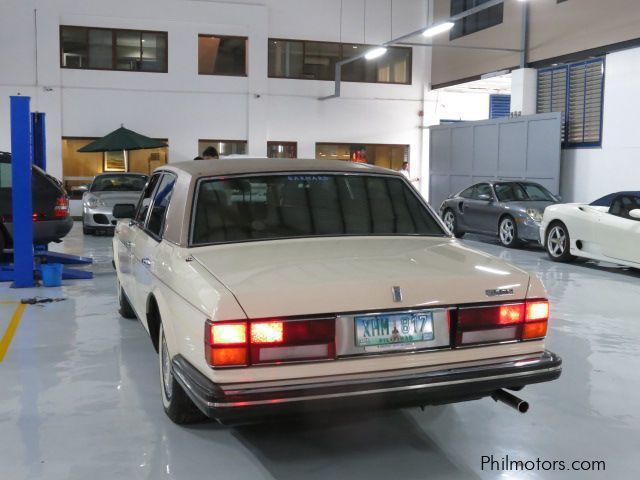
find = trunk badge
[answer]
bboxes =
[392,286,403,303]
[485,288,514,297]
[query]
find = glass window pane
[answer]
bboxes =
[303,41,340,80]
[198,140,247,157]
[199,36,246,75]
[61,27,88,68]
[147,174,176,237]
[88,29,112,69]
[268,39,304,78]
[116,31,141,70]
[141,32,166,72]
[267,142,297,158]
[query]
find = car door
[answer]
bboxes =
[463,183,496,233]
[598,195,640,264]
[118,173,161,314]
[131,172,177,319]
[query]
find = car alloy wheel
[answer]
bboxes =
[161,329,173,401]
[548,225,567,258]
[443,210,456,232]
[499,217,516,246]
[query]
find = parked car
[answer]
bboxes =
[82,173,148,235]
[440,181,560,248]
[541,191,640,266]
[0,151,72,256]
[112,159,561,424]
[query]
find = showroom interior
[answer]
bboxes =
[1,0,639,478]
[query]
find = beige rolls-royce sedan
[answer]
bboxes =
[112,159,561,425]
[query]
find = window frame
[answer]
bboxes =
[268,37,412,85]
[197,34,248,77]
[145,172,177,241]
[60,25,168,73]
[188,172,446,248]
[267,141,298,159]
[537,57,605,149]
[449,0,504,41]
[134,172,162,228]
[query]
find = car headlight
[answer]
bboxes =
[84,196,102,209]
[526,208,543,222]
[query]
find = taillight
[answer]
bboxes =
[456,300,549,346]
[205,318,335,368]
[54,196,69,218]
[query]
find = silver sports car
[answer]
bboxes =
[439,181,559,248]
[82,173,148,235]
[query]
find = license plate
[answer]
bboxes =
[354,312,434,347]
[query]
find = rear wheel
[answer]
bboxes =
[546,222,576,262]
[498,216,521,248]
[443,209,465,238]
[118,279,137,319]
[159,323,206,424]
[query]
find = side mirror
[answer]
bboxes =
[555,195,563,202]
[113,203,136,219]
[478,193,492,202]
[629,209,640,220]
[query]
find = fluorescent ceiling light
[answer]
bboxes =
[364,47,387,60]
[422,22,455,38]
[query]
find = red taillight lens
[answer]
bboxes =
[456,300,549,346]
[250,321,284,344]
[205,318,336,368]
[54,196,69,218]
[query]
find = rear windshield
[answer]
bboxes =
[91,174,148,192]
[494,183,556,202]
[191,174,444,245]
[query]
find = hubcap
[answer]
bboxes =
[161,332,173,400]
[444,211,455,231]
[500,219,515,244]
[548,226,567,257]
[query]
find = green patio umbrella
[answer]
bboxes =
[78,126,166,152]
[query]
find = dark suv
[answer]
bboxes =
[0,152,73,255]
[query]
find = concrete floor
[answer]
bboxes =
[1,223,639,480]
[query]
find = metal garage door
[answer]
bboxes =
[428,112,562,208]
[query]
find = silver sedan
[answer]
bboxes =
[82,173,148,235]
[439,181,559,248]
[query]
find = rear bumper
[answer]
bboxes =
[172,350,562,424]
[3,217,73,245]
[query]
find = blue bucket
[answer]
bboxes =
[41,263,63,287]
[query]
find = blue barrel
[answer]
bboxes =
[41,263,63,287]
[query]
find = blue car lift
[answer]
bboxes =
[0,96,92,286]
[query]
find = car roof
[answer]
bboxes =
[590,191,640,206]
[158,158,398,178]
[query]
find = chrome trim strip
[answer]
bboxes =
[206,366,561,408]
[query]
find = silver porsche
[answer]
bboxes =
[439,181,559,248]
[82,173,148,235]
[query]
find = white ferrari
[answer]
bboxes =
[540,191,640,267]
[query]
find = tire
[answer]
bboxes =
[545,221,576,262]
[159,323,206,424]
[498,216,522,248]
[442,208,465,238]
[118,279,137,319]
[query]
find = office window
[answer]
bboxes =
[537,58,604,147]
[489,94,511,119]
[268,39,411,85]
[450,0,504,40]
[267,142,297,159]
[198,35,247,76]
[198,140,247,157]
[316,143,408,170]
[60,26,167,72]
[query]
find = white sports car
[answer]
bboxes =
[112,158,561,424]
[540,191,640,266]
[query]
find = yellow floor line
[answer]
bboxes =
[0,304,26,363]
[0,301,18,305]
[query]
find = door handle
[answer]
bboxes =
[124,240,133,248]
[141,257,152,266]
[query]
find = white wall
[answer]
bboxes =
[0,0,429,187]
[561,47,640,202]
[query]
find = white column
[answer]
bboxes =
[510,68,537,116]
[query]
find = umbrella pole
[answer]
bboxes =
[124,149,129,172]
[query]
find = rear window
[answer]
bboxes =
[191,174,444,245]
[91,174,148,192]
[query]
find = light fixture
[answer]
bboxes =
[364,47,387,60]
[422,21,455,38]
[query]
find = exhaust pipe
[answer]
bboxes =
[491,389,529,413]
